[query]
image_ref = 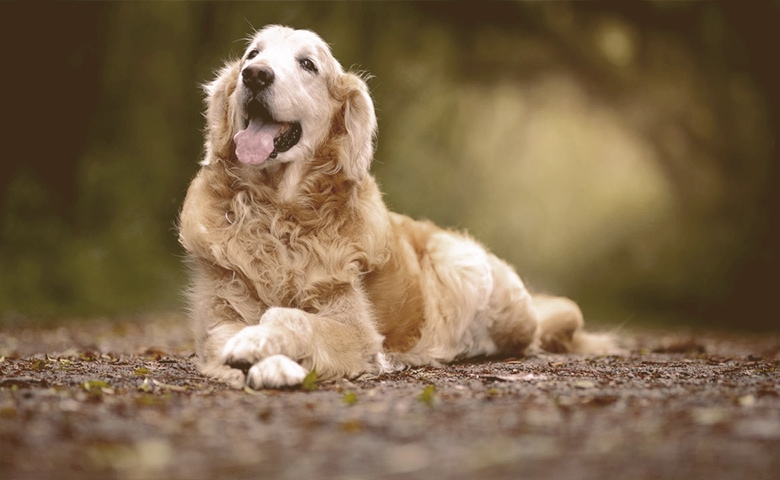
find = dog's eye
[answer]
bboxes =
[299,58,318,74]
[246,49,259,60]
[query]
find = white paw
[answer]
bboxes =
[246,355,308,389]
[217,366,247,389]
[221,325,281,369]
[201,363,247,389]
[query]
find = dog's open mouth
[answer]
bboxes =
[233,101,302,165]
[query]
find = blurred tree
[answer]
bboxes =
[0,1,777,330]
[1,2,110,317]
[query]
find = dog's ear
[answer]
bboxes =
[334,72,377,181]
[201,59,241,165]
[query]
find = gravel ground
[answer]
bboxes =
[1,315,779,480]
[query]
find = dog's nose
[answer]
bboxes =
[242,64,275,91]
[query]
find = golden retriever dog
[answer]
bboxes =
[178,25,614,389]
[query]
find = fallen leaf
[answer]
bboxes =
[574,381,596,389]
[0,402,17,419]
[138,378,152,393]
[30,360,47,371]
[0,377,46,389]
[151,379,188,392]
[243,385,264,396]
[419,385,436,406]
[341,419,363,433]
[301,371,318,391]
[83,380,111,391]
[483,373,547,382]
[691,407,729,426]
[80,352,98,361]
[135,395,169,407]
[737,394,756,407]
[143,348,167,358]
[343,392,358,406]
[257,407,273,421]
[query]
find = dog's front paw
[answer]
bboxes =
[221,325,280,369]
[246,354,308,389]
[201,363,247,389]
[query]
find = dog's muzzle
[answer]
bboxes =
[233,65,302,165]
[242,64,275,93]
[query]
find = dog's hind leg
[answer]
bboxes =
[484,255,616,356]
[484,254,539,355]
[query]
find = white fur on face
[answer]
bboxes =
[233,25,345,166]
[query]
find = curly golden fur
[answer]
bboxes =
[178,25,614,389]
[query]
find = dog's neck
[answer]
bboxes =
[228,160,308,203]
[277,161,308,204]
[216,151,362,222]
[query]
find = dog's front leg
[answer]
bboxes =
[221,304,384,389]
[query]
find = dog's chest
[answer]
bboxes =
[224,203,360,308]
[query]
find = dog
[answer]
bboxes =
[178,25,614,389]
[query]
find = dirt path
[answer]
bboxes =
[1,315,779,480]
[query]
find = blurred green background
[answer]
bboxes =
[1,1,778,331]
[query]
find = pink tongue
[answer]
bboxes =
[233,117,283,165]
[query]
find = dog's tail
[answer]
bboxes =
[532,294,617,354]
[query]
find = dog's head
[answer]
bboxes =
[203,25,377,181]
